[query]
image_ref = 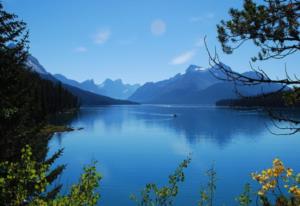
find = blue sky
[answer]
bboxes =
[3,0,299,84]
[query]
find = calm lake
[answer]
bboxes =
[48,105,300,206]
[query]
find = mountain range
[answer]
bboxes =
[54,74,140,100]
[26,55,136,105]
[129,64,286,104]
[27,54,286,106]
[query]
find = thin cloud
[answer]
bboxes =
[118,36,137,45]
[170,50,196,65]
[170,37,203,66]
[151,19,166,36]
[190,12,215,23]
[94,29,111,44]
[74,46,87,53]
[206,13,215,19]
[190,16,203,22]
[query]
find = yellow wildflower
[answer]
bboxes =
[286,168,293,177]
[258,190,264,196]
[289,185,300,197]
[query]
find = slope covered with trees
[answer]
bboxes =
[0,3,78,151]
[0,3,103,205]
[216,90,300,108]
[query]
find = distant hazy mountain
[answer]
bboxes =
[129,64,285,104]
[26,55,136,105]
[54,74,140,99]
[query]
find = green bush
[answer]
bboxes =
[0,145,101,206]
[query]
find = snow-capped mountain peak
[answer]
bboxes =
[26,55,48,75]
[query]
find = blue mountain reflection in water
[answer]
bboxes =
[48,105,300,206]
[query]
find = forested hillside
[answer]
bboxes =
[216,90,300,108]
[0,3,78,161]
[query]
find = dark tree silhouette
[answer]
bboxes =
[209,0,300,134]
[0,3,79,201]
[217,0,299,61]
[0,3,78,140]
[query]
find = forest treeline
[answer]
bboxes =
[0,2,79,159]
[216,90,300,108]
[1,68,79,138]
[0,3,101,205]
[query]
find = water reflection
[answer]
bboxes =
[48,105,300,206]
[57,105,270,147]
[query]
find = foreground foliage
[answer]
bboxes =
[0,3,80,204]
[0,145,299,206]
[0,145,101,206]
[130,157,191,206]
[130,156,299,206]
[198,166,217,206]
[251,158,300,206]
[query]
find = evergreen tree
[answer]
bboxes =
[0,2,78,150]
[217,0,299,61]
[209,0,300,133]
[0,2,80,202]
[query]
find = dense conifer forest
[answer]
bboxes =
[0,2,78,151]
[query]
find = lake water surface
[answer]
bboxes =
[48,105,300,206]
